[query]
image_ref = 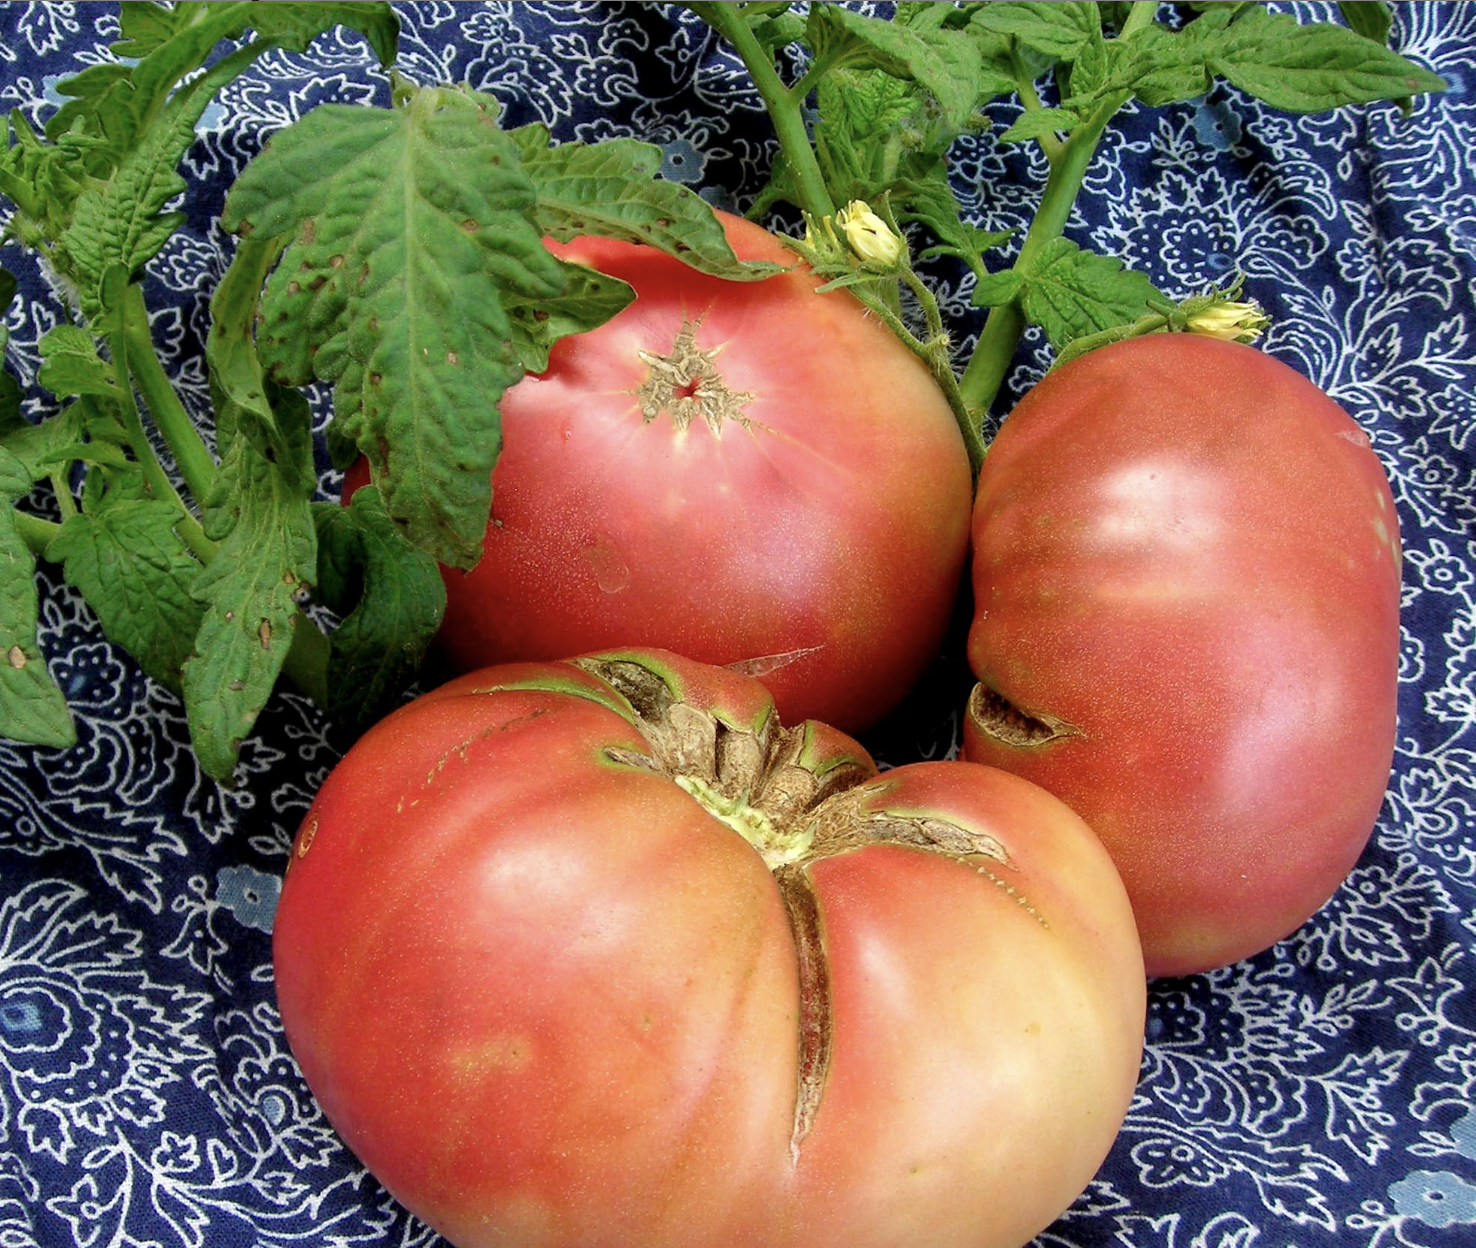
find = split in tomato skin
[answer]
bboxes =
[962,334,1402,978]
[274,647,1146,1248]
[345,211,973,735]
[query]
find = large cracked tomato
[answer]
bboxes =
[962,335,1402,978]
[392,211,971,734]
[274,648,1145,1248]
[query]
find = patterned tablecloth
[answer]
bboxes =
[2,3,1474,1246]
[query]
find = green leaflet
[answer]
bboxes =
[505,256,635,376]
[1064,5,1446,116]
[0,448,75,749]
[806,4,1009,133]
[45,499,205,693]
[1012,238,1163,350]
[55,92,198,314]
[227,84,560,570]
[512,126,784,281]
[182,388,317,781]
[971,1,1102,62]
[313,488,445,732]
[37,326,123,400]
[1202,6,1446,113]
[208,234,311,494]
[48,1,398,179]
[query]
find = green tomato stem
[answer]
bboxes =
[693,3,837,220]
[956,0,1159,422]
[107,324,216,564]
[120,283,218,507]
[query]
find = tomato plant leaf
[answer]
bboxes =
[971,269,1027,309]
[313,488,445,731]
[1017,238,1163,349]
[0,451,76,749]
[50,1,397,179]
[36,326,123,400]
[512,126,782,281]
[970,1,1101,62]
[182,388,317,780]
[1200,6,1446,112]
[46,499,205,693]
[805,4,1008,132]
[505,256,635,375]
[998,108,1083,144]
[1337,0,1394,48]
[228,84,559,570]
[207,235,313,495]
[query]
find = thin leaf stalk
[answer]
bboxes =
[12,507,60,555]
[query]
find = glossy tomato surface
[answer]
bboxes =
[419,212,971,734]
[274,649,1145,1248]
[962,335,1402,978]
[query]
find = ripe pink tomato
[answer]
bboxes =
[274,648,1145,1248]
[962,335,1402,978]
[372,210,972,734]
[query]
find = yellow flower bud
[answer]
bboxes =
[835,200,904,269]
[1184,299,1271,343]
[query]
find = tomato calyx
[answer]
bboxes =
[632,319,758,433]
[574,651,1046,1155]
[967,682,1081,749]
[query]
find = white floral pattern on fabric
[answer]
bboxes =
[0,3,1472,1246]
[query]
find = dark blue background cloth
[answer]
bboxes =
[2,3,1474,1246]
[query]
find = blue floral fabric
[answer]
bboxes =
[2,3,1474,1247]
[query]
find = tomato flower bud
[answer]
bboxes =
[836,199,905,269]
[1184,298,1270,343]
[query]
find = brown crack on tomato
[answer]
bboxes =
[967,681,1080,748]
[631,318,762,434]
[581,655,1049,1159]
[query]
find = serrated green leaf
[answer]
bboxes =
[1,403,88,489]
[113,2,208,56]
[1018,237,1163,349]
[506,256,634,375]
[228,85,563,570]
[313,488,445,730]
[50,1,397,179]
[807,4,1005,132]
[37,325,123,399]
[0,490,76,749]
[182,394,317,780]
[998,108,1083,143]
[208,234,310,494]
[513,127,781,281]
[46,499,205,692]
[971,1,1101,61]
[56,96,197,313]
[1207,6,1445,112]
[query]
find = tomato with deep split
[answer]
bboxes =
[274,648,1146,1248]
